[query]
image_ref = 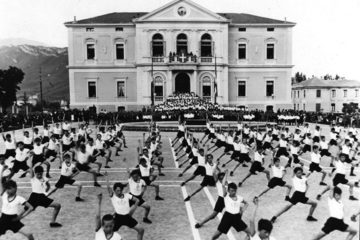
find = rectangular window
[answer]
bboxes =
[238,81,246,97]
[238,28,246,32]
[266,81,274,97]
[344,89,347,97]
[303,103,305,111]
[266,44,274,59]
[297,91,299,98]
[155,81,163,97]
[87,44,95,60]
[116,43,124,60]
[117,81,125,97]
[316,89,321,98]
[115,27,123,32]
[294,104,296,110]
[332,90,336,98]
[316,103,321,112]
[86,28,94,32]
[267,28,275,32]
[238,44,246,59]
[203,81,211,97]
[88,81,96,98]
[303,90,306,98]
[356,89,359,97]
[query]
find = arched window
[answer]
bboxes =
[202,75,212,100]
[152,34,164,57]
[200,34,212,57]
[176,33,188,55]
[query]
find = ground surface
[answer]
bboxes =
[0,123,359,240]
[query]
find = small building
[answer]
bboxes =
[292,77,360,112]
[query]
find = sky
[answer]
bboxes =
[1,0,359,80]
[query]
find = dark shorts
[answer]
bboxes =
[200,175,216,187]
[322,217,349,234]
[320,149,331,157]
[268,177,286,189]
[42,136,50,144]
[209,133,216,139]
[185,146,192,154]
[32,154,45,165]
[342,154,352,164]
[263,142,272,150]
[181,139,188,147]
[204,129,210,135]
[45,149,57,159]
[256,140,263,149]
[231,151,241,160]
[27,193,53,209]
[289,191,308,205]
[4,149,16,159]
[313,136,320,143]
[24,144,33,150]
[53,134,60,140]
[94,149,106,157]
[250,161,265,174]
[214,196,225,212]
[215,140,225,148]
[292,154,300,164]
[333,174,348,186]
[272,134,279,141]
[62,144,72,152]
[303,144,311,153]
[309,162,322,172]
[190,156,198,165]
[218,212,247,234]
[329,139,337,146]
[141,176,152,186]
[239,153,251,163]
[12,160,29,173]
[0,214,24,235]
[193,166,206,176]
[224,144,234,153]
[55,175,75,188]
[113,213,138,231]
[276,147,289,157]
[130,194,145,206]
[177,131,185,138]
[76,162,91,172]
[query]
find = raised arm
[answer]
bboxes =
[95,193,103,232]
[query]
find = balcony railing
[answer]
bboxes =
[152,57,165,63]
[155,96,164,102]
[200,57,213,63]
[148,54,220,64]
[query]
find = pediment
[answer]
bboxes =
[135,0,229,23]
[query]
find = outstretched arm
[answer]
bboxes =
[95,193,103,232]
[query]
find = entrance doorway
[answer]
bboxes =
[175,72,190,93]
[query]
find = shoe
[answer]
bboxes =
[330,163,334,167]
[270,216,277,223]
[306,216,317,222]
[285,196,291,202]
[316,194,321,201]
[242,164,248,167]
[285,164,291,168]
[94,182,101,187]
[319,182,327,186]
[50,222,62,228]
[75,197,84,202]
[229,171,234,176]
[46,174,51,178]
[105,166,111,168]
[178,173,183,177]
[108,159,113,162]
[238,182,242,187]
[180,182,185,186]
[350,173,356,177]
[143,218,152,224]
[195,223,201,229]
[124,146,128,148]
[355,182,359,187]
[97,173,104,177]
[155,196,164,200]
[159,173,165,176]
[222,164,226,168]
[349,196,358,201]
[184,196,190,201]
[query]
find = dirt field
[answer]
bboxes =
[0,124,359,240]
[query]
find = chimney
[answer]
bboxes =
[73,16,77,23]
[284,17,287,23]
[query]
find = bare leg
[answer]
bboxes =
[49,202,61,223]
[197,211,218,227]
[211,230,222,240]
[133,226,145,240]
[258,188,271,198]
[18,230,34,240]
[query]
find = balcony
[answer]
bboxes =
[200,57,213,63]
[147,54,221,65]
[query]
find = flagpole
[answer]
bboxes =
[151,58,154,108]
[214,54,217,104]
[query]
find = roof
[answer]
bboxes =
[292,77,360,89]
[65,12,294,25]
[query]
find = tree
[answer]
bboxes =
[342,102,358,114]
[293,72,307,84]
[0,66,24,112]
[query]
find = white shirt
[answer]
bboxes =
[290,145,299,155]
[62,135,72,145]
[15,148,29,162]
[139,164,151,177]
[303,138,312,145]
[95,139,104,150]
[310,152,321,164]
[254,152,263,163]
[86,144,96,155]
[33,144,45,155]
[4,139,16,150]
[216,181,224,197]
[95,229,122,240]
[224,195,243,214]
[320,141,328,150]
[342,145,350,155]
[239,143,249,153]
[233,142,241,151]
[61,162,76,177]
[335,160,346,175]
[31,177,48,194]
[178,125,185,132]
[53,126,62,135]
[43,129,49,137]
[292,176,307,192]
[272,165,284,178]
[293,133,301,141]
[48,139,57,150]
[279,139,287,148]
[1,192,26,215]
[328,198,344,219]
[23,136,32,145]
[62,123,71,131]
[128,178,146,196]
[111,193,132,215]
[204,162,216,176]
[197,155,205,166]
[77,151,90,164]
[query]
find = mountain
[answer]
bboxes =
[0,38,48,47]
[0,44,69,102]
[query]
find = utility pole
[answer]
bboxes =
[39,67,43,111]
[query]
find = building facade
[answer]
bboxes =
[65,0,295,111]
[292,77,360,113]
